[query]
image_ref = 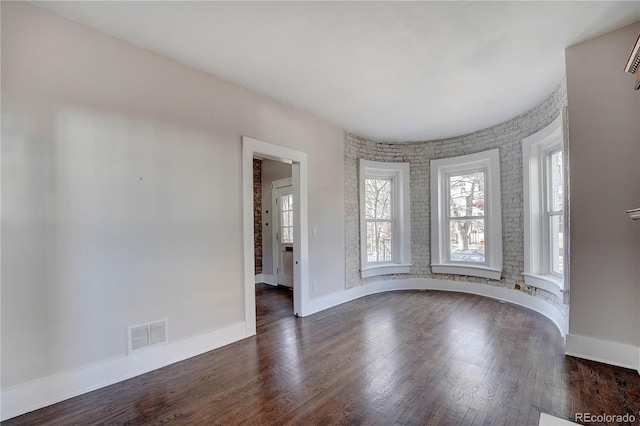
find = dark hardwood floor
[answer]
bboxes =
[4,285,640,425]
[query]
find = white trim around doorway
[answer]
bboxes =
[242,136,310,337]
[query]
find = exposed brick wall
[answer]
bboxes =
[345,80,567,309]
[253,158,262,275]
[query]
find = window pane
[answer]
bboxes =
[551,214,563,274]
[366,220,392,262]
[365,178,392,220]
[550,150,563,211]
[449,218,485,263]
[280,193,293,243]
[281,194,293,212]
[449,171,485,217]
[282,226,293,243]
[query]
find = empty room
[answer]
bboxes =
[2,1,640,425]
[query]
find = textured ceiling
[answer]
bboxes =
[35,1,640,141]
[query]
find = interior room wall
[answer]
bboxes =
[1,0,345,396]
[565,22,640,351]
[4,0,636,419]
[260,159,292,282]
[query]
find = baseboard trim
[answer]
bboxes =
[307,278,568,338]
[565,333,639,371]
[255,274,276,286]
[1,321,248,422]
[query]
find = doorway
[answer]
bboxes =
[242,136,309,336]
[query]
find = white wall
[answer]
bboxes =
[565,22,640,358]
[260,159,292,279]
[1,0,345,397]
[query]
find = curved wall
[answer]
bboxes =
[344,81,567,313]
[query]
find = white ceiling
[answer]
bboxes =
[35,1,639,142]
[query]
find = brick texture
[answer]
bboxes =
[253,158,262,275]
[344,80,567,310]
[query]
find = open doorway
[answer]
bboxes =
[253,160,293,288]
[242,136,309,336]
[252,162,294,330]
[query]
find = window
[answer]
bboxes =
[359,160,411,278]
[522,115,566,295]
[431,149,502,279]
[280,193,294,243]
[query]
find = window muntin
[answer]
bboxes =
[364,177,393,263]
[430,149,502,280]
[446,170,486,264]
[359,160,411,278]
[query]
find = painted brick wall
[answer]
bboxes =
[345,81,567,309]
[253,158,262,275]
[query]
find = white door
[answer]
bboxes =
[275,185,294,288]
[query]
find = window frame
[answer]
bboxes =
[431,149,502,280]
[522,114,567,296]
[359,159,411,278]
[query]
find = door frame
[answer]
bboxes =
[272,178,293,287]
[242,136,309,336]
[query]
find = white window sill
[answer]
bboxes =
[361,264,412,279]
[522,273,564,297]
[431,264,502,280]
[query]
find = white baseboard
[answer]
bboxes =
[307,278,568,338]
[565,333,639,371]
[1,321,248,422]
[255,274,276,286]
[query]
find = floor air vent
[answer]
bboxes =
[128,319,168,354]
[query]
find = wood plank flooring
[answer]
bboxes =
[4,285,640,425]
